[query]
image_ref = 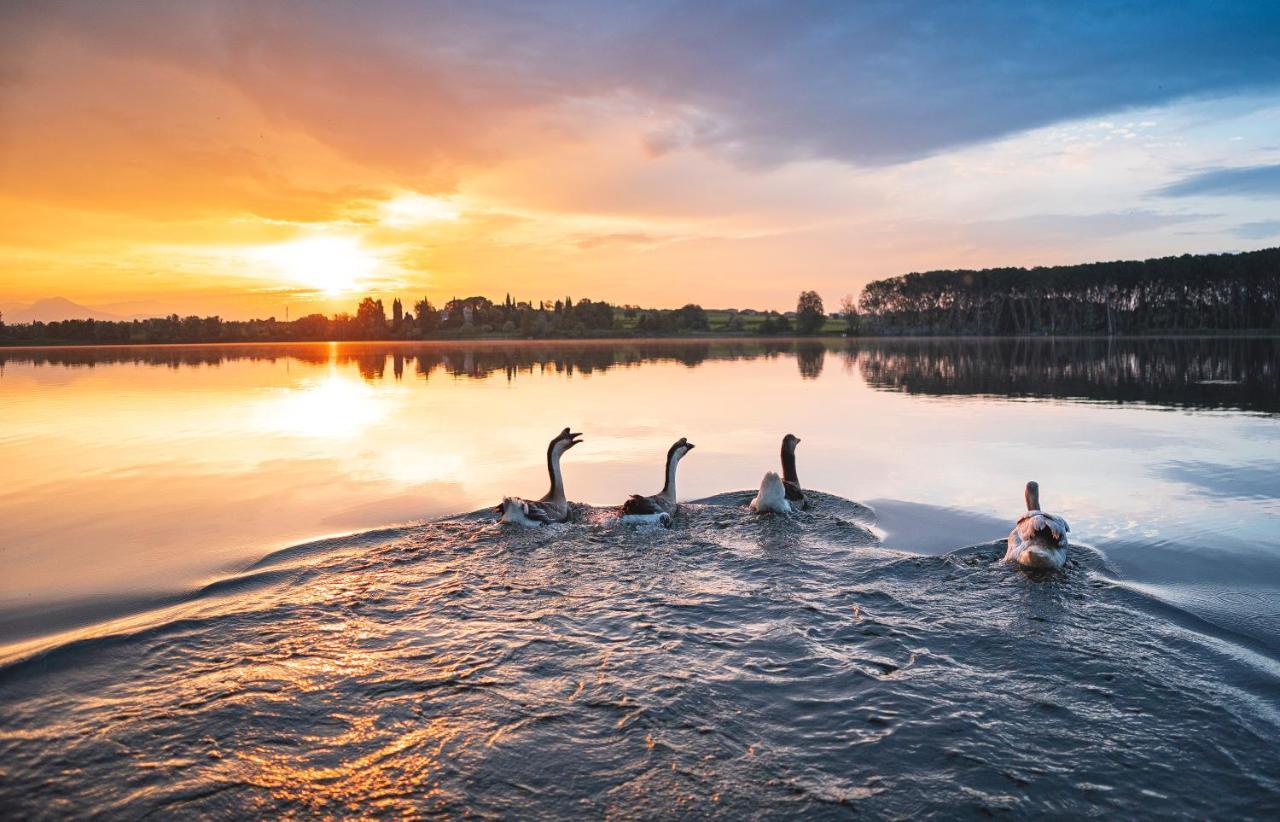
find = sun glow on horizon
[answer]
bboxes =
[3,3,1278,319]
[253,236,380,296]
[241,233,376,294]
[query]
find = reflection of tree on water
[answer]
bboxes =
[352,350,387,381]
[796,343,825,380]
[847,337,1279,413]
[3,337,1274,413]
[1,341,799,380]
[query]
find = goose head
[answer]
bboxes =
[549,427,584,457]
[668,436,695,462]
[782,433,802,454]
[1024,480,1041,511]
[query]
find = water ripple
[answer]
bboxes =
[1,493,1278,818]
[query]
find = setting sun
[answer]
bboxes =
[3,2,1279,818]
[253,236,379,296]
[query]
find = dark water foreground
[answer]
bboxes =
[1,493,1277,818]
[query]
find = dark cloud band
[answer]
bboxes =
[1158,165,1280,199]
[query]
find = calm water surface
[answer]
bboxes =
[1,338,1278,816]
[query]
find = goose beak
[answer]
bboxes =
[568,431,584,447]
[684,441,695,451]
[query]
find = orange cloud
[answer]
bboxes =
[1,2,1272,318]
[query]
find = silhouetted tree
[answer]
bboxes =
[839,294,859,335]
[356,297,387,337]
[391,298,403,331]
[414,298,439,334]
[673,304,709,331]
[796,290,825,335]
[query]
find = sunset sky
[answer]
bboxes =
[3,1,1279,319]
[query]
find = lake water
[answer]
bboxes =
[1,338,1278,816]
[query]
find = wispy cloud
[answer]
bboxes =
[6,1,1280,170]
[3,1,1280,315]
[966,210,1211,245]
[1157,164,1280,198]
[1233,220,1280,239]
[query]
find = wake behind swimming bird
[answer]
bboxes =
[620,437,695,526]
[497,427,582,526]
[6,488,1277,819]
[1004,480,1070,570]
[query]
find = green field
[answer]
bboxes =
[614,309,849,335]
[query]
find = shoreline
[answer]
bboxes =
[2,330,1279,350]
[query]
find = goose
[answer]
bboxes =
[750,434,809,514]
[780,433,809,510]
[620,437,695,525]
[750,471,790,514]
[497,427,582,527]
[1004,481,1070,570]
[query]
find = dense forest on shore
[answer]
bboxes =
[857,248,1280,335]
[2,248,1277,345]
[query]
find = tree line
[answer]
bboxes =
[4,246,1276,345]
[0,291,834,345]
[855,248,1280,335]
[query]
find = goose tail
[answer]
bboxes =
[750,471,790,514]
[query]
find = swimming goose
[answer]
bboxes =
[750,434,809,514]
[620,437,695,525]
[1004,481,1070,570]
[750,471,790,514]
[497,427,582,527]
[780,433,809,510]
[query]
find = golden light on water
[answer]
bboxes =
[258,368,390,438]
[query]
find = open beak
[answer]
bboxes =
[568,432,584,447]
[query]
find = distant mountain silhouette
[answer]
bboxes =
[3,297,127,323]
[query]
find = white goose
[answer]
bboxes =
[750,434,809,514]
[1004,481,1070,570]
[620,437,695,526]
[497,427,582,526]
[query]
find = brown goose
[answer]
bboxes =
[620,438,695,526]
[497,427,583,526]
[1004,481,1070,570]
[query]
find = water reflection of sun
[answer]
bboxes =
[261,369,388,439]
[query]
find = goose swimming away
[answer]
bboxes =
[497,427,582,527]
[750,471,790,514]
[620,437,695,526]
[750,434,809,514]
[1004,481,1070,570]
